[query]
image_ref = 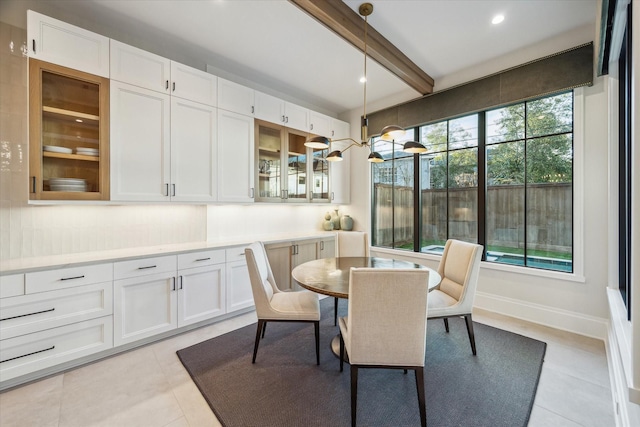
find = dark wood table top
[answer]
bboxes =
[291,256,441,299]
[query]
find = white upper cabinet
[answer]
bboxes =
[218,78,255,116]
[309,111,333,138]
[330,120,351,204]
[217,109,255,203]
[27,10,110,78]
[170,62,217,106]
[110,81,171,202]
[254,91,309,132]
[110,40,171,93]
[171,97,218,202]
[332,118,351,140]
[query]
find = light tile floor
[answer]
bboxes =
[0,307,615,427]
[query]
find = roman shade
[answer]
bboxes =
[367,42,594,133]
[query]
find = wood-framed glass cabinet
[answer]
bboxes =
[255,119,329,203]
[29,58,110,201]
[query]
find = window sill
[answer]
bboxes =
[371,246,586,283]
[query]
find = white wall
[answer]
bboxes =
[343,24,611,335]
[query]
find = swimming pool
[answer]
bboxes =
[422,245,573,273]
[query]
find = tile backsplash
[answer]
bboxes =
[0,21,334,263]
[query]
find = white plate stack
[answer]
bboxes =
[75,147,99,157]
[48,178,88,192]
[43,145,73,154]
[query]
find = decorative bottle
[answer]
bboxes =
[331,209,341,230]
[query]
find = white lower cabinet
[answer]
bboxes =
[177,250,226,327]
[0,316,113,382]
[225,247,253,313]
[0,282,113,340]
[113,270,177,347]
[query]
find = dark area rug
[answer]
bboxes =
[177,298,546,427]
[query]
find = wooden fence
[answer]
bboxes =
[373,183,572,253]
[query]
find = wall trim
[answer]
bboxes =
[474,291,608,340]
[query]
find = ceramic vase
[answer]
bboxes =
[340,214,354,231]
[331,209,341,230]
[322,212,334,231]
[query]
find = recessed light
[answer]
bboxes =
[360,76,367,83]
[75,118,83,123]
[492,14,505,25]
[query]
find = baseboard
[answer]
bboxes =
[474,291,608,340]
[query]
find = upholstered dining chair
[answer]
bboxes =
[245,241,321,364]
[339,267,429,427]
[334,231,370,325]
[428,239,483,355]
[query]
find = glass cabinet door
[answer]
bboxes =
[285,129,308,201]
[310,147,329,202]
[29,59,109,200]
[255,119,284,201]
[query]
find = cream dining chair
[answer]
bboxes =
[245,242,321,364]
[339,267,429,427]
[428,239,483,355]
[334,231,369,325]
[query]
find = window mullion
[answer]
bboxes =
[478,112,486,259]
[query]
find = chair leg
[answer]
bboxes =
[415,367,427,427]
[464,314,477,356]
[314,321,320,365]
[261,321,267,338]
[339,333,345,372]
[350,365,358,427]
[443,318,449,333]
[334,297,339,326]
[252,320,265,363]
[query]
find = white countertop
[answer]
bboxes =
[0,231,336,275]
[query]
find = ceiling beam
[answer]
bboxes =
[289,0,434,95]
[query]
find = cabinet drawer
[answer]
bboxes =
[226,246,248,263]
[0,316,113,383]
[26,264,113,294]
[1,275,25,299]
[0,282,112,340]
[114,256,176,280]
[177,250,225,270]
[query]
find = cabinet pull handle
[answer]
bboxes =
[331,191,335,201]
[285,116,289,123]
[281,115,285,123]
[309,191,313,200]
[165,183,169,196]
[166,80,169,90]
[250,187,254,198]
[172,184,176,197]
[320,241,324,250]
[310,124,313,130]
[32,39,36,53]
[179,276,183,290]
[171,277,176,291]
[31,176,36,193]
[172,82,176,91]
[251,106,254,114]
[195,257,210,262]
[0,308,55,322]
[138,265,157,270]
[332,130,335,136]
[61,275,84,281]
[1,346,55,364]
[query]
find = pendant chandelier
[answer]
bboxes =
[304,2,427,163]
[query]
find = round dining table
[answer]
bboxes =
[291,256,441,298]
[291,256,441,359]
